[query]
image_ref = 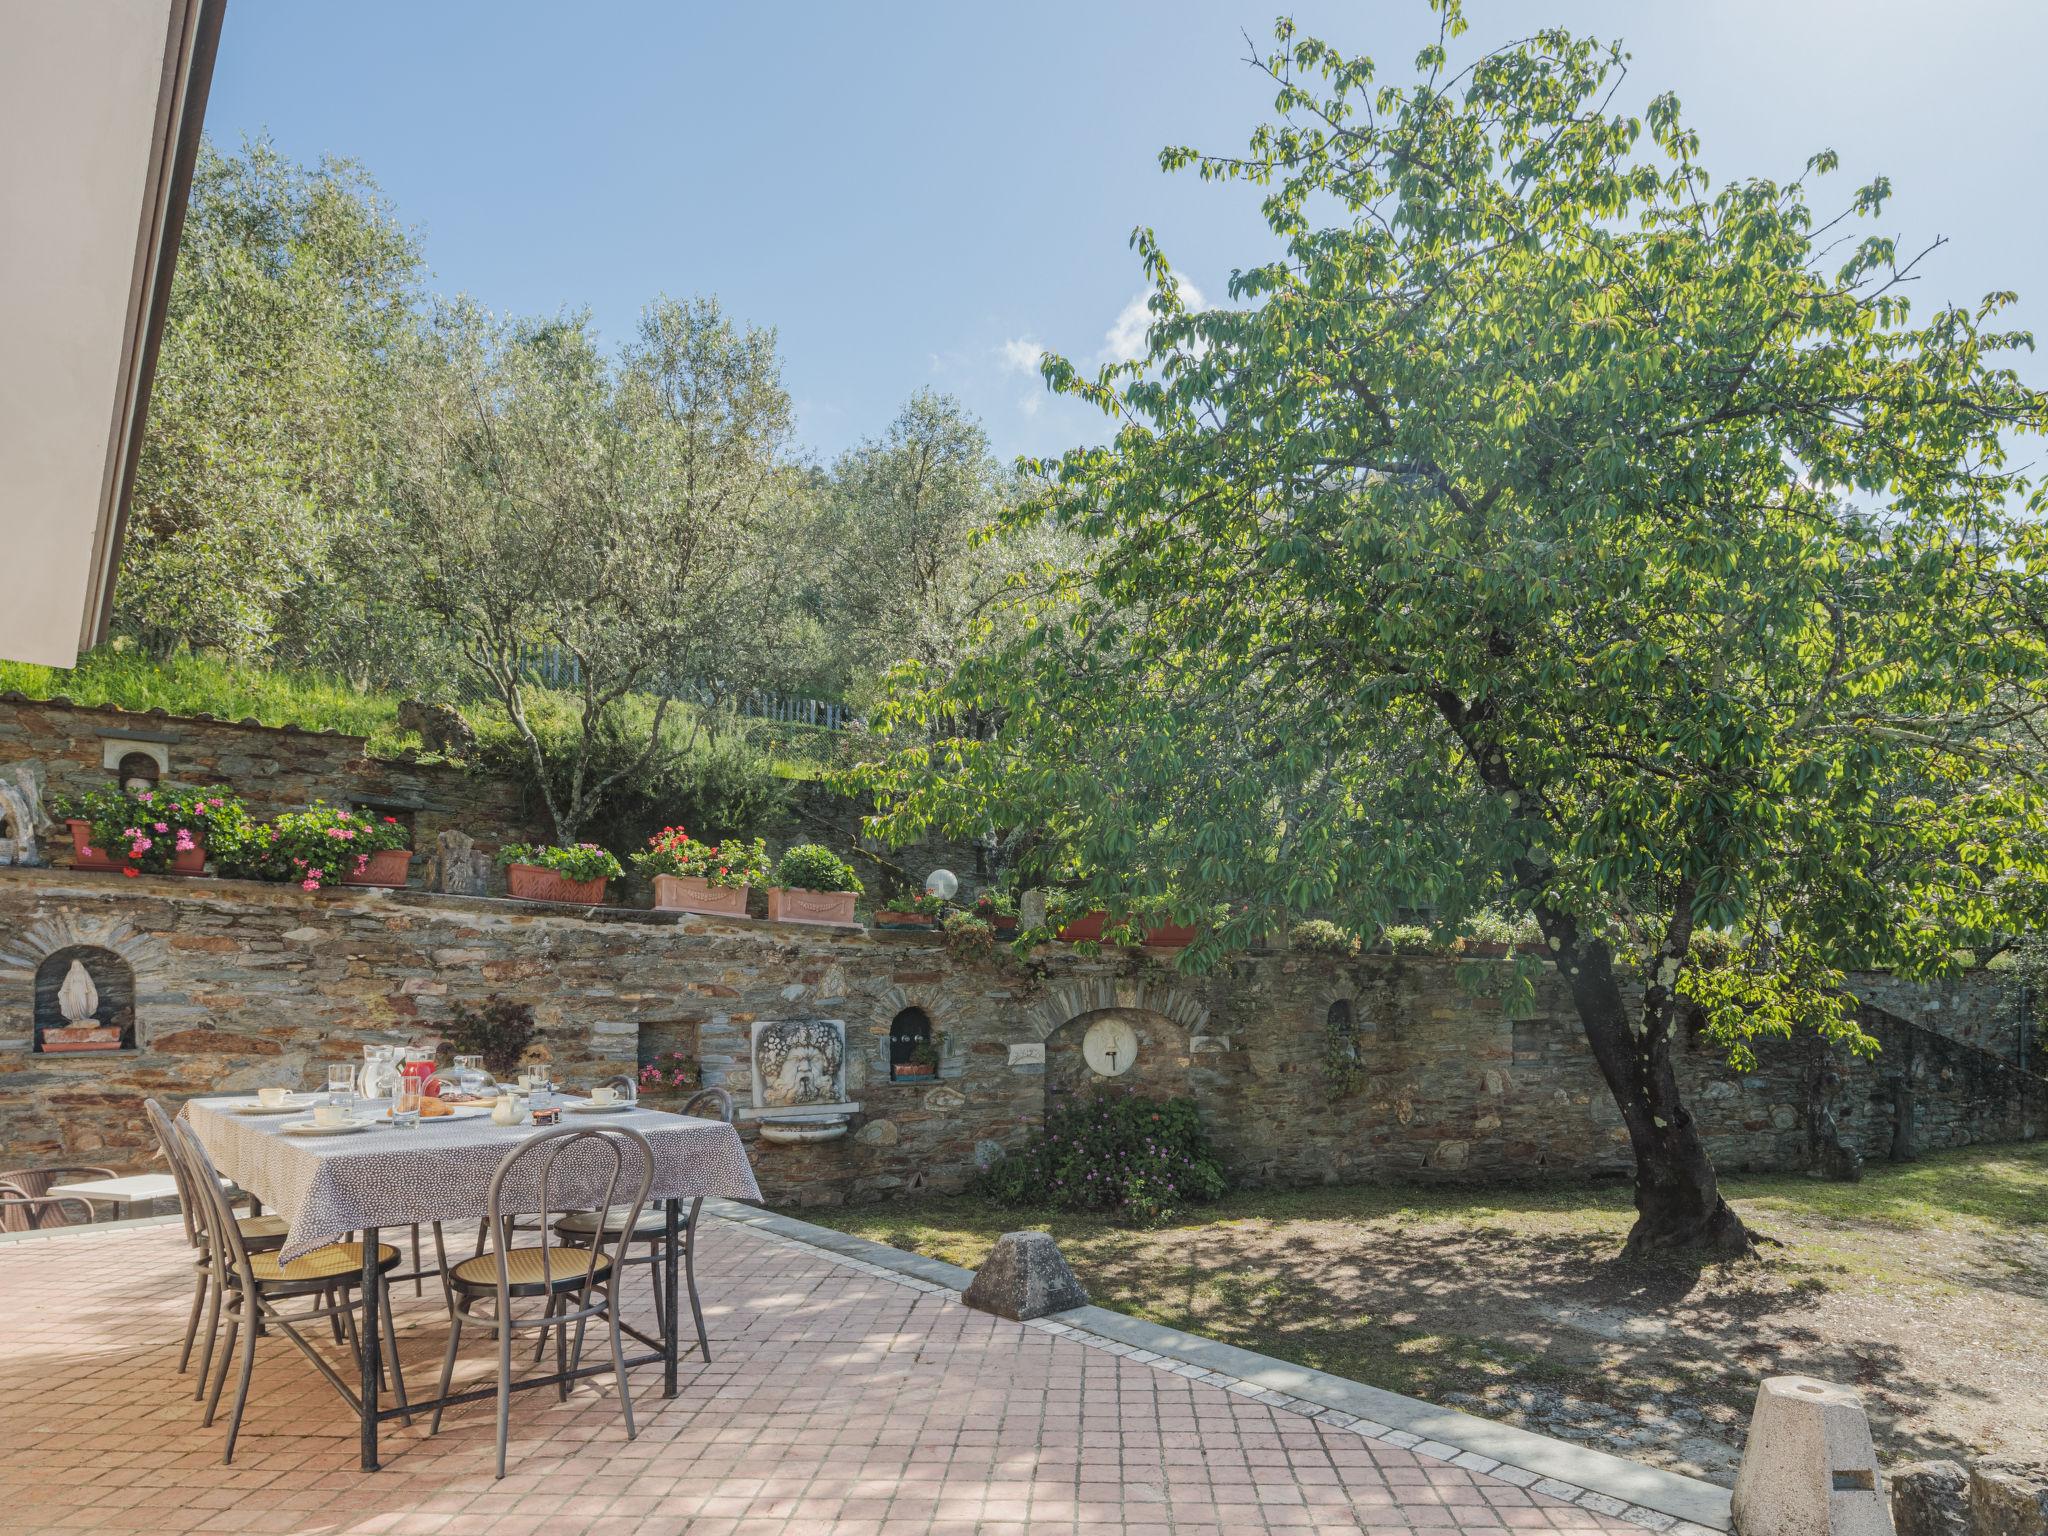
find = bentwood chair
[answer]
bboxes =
[553,1086,729,1363]
[172,1120,411,1463]
[433,1125,653,1478]
[144,1100,291,1389]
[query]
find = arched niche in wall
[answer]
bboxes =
[888,1007,933,1079]
[33,945,136,1053]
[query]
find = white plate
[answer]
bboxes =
[566,1100,635,1114]
[380,1103,492,1123]
[281,1120,374,1137]
[235,1099,317,1116]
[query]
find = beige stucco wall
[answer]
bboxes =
[0,0,181,666]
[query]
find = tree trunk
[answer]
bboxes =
[1555,937,1755,1258]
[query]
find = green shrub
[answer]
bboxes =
[772,843,863,893]
[972,1092,1228,1224]
[942,910,995,950]
[882,892,947,916]
[497,842,624,882]
[1380,923,1440,951]
[1464,908,1542,946]
[1289,919,1359,956]
[439,998,535,1078]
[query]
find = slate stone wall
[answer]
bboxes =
[0,866,2033,1206]
[0,694,537,880]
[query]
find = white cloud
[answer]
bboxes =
[1100,279,1206,364]
[998,336,1046,374]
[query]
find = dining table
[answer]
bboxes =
[183,1092,763,1470]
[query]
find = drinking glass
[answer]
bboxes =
[391,1085,423,1130]
[326,1062,356,1112]
[453,1054,485,1098]
[524,1062,552,1111]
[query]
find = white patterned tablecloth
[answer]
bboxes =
[184,1097,762,1262]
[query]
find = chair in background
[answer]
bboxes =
[433,1124,652,1478]
[0,1165,115,1231]
[142,1099,289,1389]
[555,1086,728,1364]
[172,1120,409,1463]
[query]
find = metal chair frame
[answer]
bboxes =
[552,1087,729,1364]
[172,1119,410,1463]
[431,1124,653,1478]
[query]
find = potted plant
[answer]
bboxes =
[892,1038,941,1080]
[496,842,623,905]
[973,888,1019,937]
[875,892,947,930]
[636,1050,701,1100]
[765,843,864,926]
[634,826,768,918]
[57,784,250,877]
[215,802,412,891]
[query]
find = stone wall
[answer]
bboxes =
[2,867,2035,1205]
[0,694,539,881]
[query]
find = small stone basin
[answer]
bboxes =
[758,1115,850,1145]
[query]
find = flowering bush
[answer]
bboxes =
[973,889,1017,919]
[973,1091,1228,1224]
[637,1050,701,1095]
[496,842,624,883]
[58,783,253,876]
[771,843,863,894]
[941,910,995,950]
[222,801,409,891]
[630,826,769,887]
[881,892,948,917]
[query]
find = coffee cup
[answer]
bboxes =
[257,1086,290,1108]
[590,1085,618,1105]
[312,1102,352,1129]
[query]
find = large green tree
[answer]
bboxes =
[859,7,2048,1254]
[120,137,425,668]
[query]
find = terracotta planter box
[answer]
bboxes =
[874,911,938,930]
[1056,911,1109,943]
[766,886,859,927]
[1142,923,1197,948]
[1458,940,1514,958]
[652,875,751,918]
[504,862,607,905]
[67,819,205,875]
[892,1063,937,1081]
[340,847,413,888]
[989,915,1019,938]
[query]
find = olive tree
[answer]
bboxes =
[856,6,2048,1255]
[399,295,802,843]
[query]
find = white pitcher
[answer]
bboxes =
[357,1044,402,1101]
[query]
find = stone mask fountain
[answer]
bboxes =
[749,1018,854,1143]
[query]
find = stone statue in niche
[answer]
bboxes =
[753,1020,845,1107]
[34,947,134,1052]
[0,764,48,867]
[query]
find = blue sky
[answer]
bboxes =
[204,1,2048,467]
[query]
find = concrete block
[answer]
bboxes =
[1732,1376,1891,1536]
[962,1231,1087,1321]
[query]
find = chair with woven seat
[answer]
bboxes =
[554,1085,730,1363]
[172,1120,410,1463]
[144,1099,290,1391]
[431,1124,652,1478]
[0,1165,115,1231]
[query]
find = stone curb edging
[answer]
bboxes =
[708,1200,1735,1536]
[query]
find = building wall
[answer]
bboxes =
[1,867,2034,1205]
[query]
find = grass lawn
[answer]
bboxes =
[795,1141,2048,1480]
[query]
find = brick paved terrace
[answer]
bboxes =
[0,1214,1660,1536]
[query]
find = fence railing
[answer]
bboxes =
[506,645,848,730]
